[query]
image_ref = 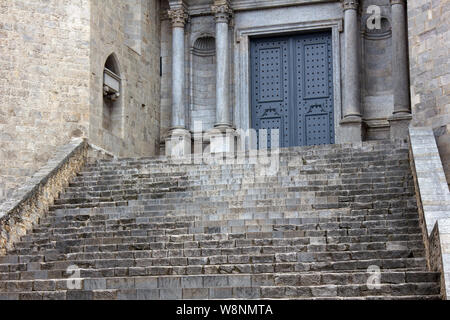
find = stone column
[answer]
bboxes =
[208,0,236,154]
[166,6,191,158]
[388,0,412,140]
[340,0,363,143]
[212,0,233,128]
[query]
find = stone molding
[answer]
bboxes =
[211,1,233,23]
[0,138,89,256]
[168,8,189,28]
[342,0,359,10]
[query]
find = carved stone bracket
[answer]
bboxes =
[211,1,233,23]
[168,8,189,28]
[343,0,359,10]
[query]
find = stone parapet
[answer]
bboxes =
[409,127,450,299]
[0,138,89,256]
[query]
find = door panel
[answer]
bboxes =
[250,37,290,148]
[250,31,334,148]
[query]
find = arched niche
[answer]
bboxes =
[190,35,216,133]
[103,53,123,138]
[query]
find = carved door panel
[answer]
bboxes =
[250,36,290,149]
[250,31,334,148]
[294,32,335,146]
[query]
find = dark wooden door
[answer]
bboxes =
[250,31,334,148]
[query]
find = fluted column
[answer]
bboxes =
[168,7,188,129]
[212,0,233,128]
[343,0,361,120]
[340,0,363,143]
[390,0,411,116]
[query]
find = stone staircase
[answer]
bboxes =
[0,141,442,300]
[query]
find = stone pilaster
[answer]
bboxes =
[388,0,412,140]
[340,0,363,143]
[166,6,191,157]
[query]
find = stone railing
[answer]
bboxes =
[0,138,89,256]
[409,127,450,299]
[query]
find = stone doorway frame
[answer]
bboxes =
[234,19,343,147]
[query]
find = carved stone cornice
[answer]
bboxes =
[211,1,233,24]
[343,0,359,11]
[168,8,189,28]
[390,0,405,6]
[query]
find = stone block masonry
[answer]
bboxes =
[407,0,450,185]
[0,1,162,204]
[89,0,161,158]
[0,0,91,204]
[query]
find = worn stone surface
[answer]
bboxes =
[0,138,88,256]
[0,1,161,204]
[409,127,450,299]
[0,140,443,300]
[0,0,91,204]
[407,0,450,185]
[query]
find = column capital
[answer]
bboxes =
[390,0,405,6]
[211,0,233,23]
[168,7,189,28]
[342,0,359,11]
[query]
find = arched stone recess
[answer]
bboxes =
[189,34,217,133]
[103,53,124,139]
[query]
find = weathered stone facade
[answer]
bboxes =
[0,0,448,205]
[407,0,450,184]
[0,0,161,204]
[0,0,90,203]
[89,0,161,158]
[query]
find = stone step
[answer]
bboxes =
[0,247,426,272]
[30,217,421,236]
[46,207,418,222]
[0,256,429,281]
[57,180,414,200]
[10,233,425,257]
[37,212,422,229]
[73,163,412,180]
[32,218,421,236]
[0,289,441,300]
[0,271,440,298]
[0,240,426,266]
[52,188,416,207]
[12,226,424,252]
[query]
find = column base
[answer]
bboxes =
[165,128,192,159]
[388,114,412,141]
[339,117,364,143]
[207,126,237,155]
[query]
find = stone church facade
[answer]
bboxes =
[0,0,448,201]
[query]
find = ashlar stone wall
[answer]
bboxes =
[407,0,450,184]
[89,0,162,157]
[0,0,91,203]
[0,0,162,204]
